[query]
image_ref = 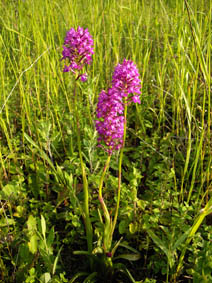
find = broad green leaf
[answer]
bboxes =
[13,205,25,218]
[136,199,147,210]
[40,273,51,283]
[119,220,128,234]
[28,234,38,254]
[27,215,38,254]
[27,215,37,233]
[0,184,19,201]
[18,243,33,264]
[0,218,15,227]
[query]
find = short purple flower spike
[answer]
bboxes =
[112,59,141,104]
[62,26,94,79]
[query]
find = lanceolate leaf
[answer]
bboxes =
[41,215,46,240]
[119,242,140,254]
[147,229,175,268]
[24,133,56,172]
[114,253,141,261]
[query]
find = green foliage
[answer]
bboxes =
[187,226,212,283]
[0,0,212,282]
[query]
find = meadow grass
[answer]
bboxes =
[0,0,211,282]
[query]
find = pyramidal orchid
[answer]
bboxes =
[62,27,94,255]
[95,88,124,154]
[112,58,141,104]
[62,26,94,82]
[96,59,141,154]
[95,59,141,258]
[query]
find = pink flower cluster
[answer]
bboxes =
[62,26,94,81]
[112,59,141,104]
[96,59,141,153]
[96,88,124,153]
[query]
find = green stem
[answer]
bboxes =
[111,99,128,236]
[99,155,111,200]
[73,79,93,254]
[98,154,111,252]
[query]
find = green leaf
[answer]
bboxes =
[147,229,175,268]
[136,199,147,210]
[114,263,136,283]
[114,253,141,261]
[119,220,128,234]
[147,229,169,256]
[173,229,191,251]
[73,250,91,256]
[119,242,140,254]
[27,215,38,254]
[0,183,19,201]
[83,272,98,283]
[28,234,38,254]
[0,218,15,227]
[52,246,63,275]
[69,272,89,283]
[24,133,55,172]
[27,215,37,233]
[129,222,139,234]
[47,227,55,248]
[40,273,51,283]
[111,237,123,257]
[41,215,46,239]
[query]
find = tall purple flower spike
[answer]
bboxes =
[96,59,141,153]
[95,88,124,154]
[62,26,94,81]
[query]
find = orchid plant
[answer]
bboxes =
[62,26,94,256]
[62,27,141,282]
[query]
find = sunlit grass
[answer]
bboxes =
[0,0,211,282]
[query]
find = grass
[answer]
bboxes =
[0,0,212,282]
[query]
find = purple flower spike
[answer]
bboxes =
[96,59,141,153]
[95,89,124,154]
[112,59,141,103]
[62,26,94,80]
